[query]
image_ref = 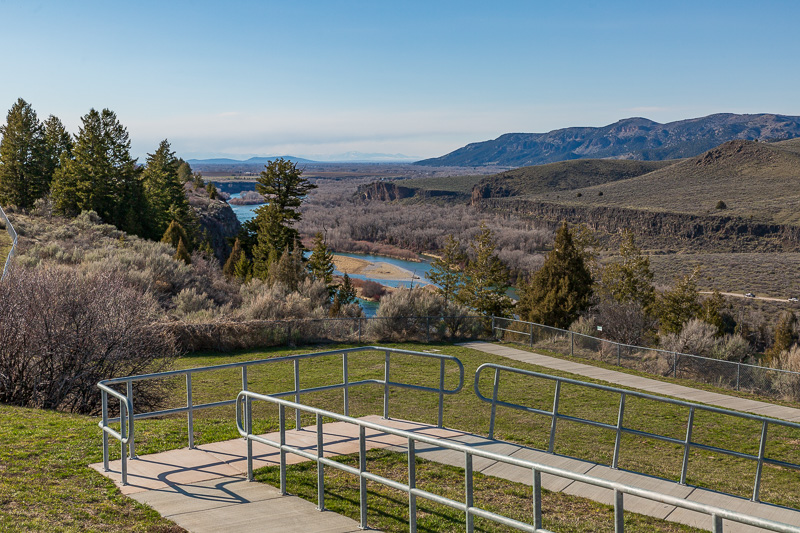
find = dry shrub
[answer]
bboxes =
[660,318,717,358]
[352,278,385,300]
[237,279,330,321]
[771,345,800,400]
[0,265,178,414]
[368,288,477,341]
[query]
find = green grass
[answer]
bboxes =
[5,342,800,531]
[255,449,704,533]
[0,405,184,532]
[0,229,11,270]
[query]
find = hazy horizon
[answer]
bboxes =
[2,1,799,161]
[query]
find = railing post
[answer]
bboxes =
[408,438,417,533]
[438,359,445,428]
[279,405,287,495]
[680,407,695,485]
[186,373,194,449]
[489,369,500,440]
[242,366,251,439]
[316,414,325,511]
[359,426,368,529]
[102,391,109,472]
[465,453,474,533]
[613,393,626,469]
[246,395,254,481]
[548,381,561,454]
[343,352,350,417]
[753,420,769,502]
[712,514,723,533]
[120,401,128,486]
[532,468,542,530]
[294,359,302,430]
[126,380,136,458]
[383,350,390,419]
[614,489,624,533]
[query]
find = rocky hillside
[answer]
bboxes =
[186,184,240,263]
[416,113,800,167]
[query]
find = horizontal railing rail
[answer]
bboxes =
[492,316,800,402]
[236,392,800,533]
[474,363,800,504]
[0,204,18,281]
[97,346,464,485]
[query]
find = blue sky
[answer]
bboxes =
[1,0,798,161]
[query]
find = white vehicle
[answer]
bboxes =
[789,297,799,302]
[745,292,755,298]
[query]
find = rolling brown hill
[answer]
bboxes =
[510,140,800,226]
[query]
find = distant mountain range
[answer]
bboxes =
[415,113,800,167]
[187,156,316,166]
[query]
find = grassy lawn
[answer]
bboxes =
[256,449,704,533]
[3,342,800,531]
[0,229,11,271]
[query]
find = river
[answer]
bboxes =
[225,193,434,315]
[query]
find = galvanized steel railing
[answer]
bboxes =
[0,205,18,281]
[474,363,800,504]
[97,346,464,485]
[492,316,800,401]
[235,392,800,533]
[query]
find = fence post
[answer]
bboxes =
[570,332,574,356]
[673,352,677,378]
[530,322,534,347]
[491,315,496,340]
[617,343,621,367]
[736,363,741,391]
[426,316,430,344]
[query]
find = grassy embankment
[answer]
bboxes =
[3,343,799,531]
[0,227,12,270]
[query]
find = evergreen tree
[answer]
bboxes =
[599,231,655,309]
[426,234,466,306]
[233,252,252,280]
[223,237,245,278]
[51,109,145,235]
[251,158,316,276]
[177,161,192,183]
[307,232,335,295]
[161,219,191,251]
[174,237,191,264]
[457,223,513,318]
[269,244,306,291]
[337,273,357,305]
[207,182,218,199]
[142,139,192,240]
[518,222,593,329]
[43,115,73,182]
[0,98,47,209]
[655,270,702,335]
[767,311,798,360]
[700,289,734,337]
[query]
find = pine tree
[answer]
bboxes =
[223,237,245,278]
[207,182,218,199]
[177,161,192,183]
[161,220,191,251]
[337,273,357,305]
[251,158,316,276]
[426,234,466,306]
[518,222,593,329]
[269,244,306,291]
[233,252,252,280]
[142,139,192,240]
[0,98,47,209]
[599,231,655,309]
[654,270,702,335]
[42,115,72,182]
[307,232,335,295]
[457,223,513,318]
[174,237,191,264]
[51,109,145,235]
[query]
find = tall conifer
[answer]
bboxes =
[0,98,47,209]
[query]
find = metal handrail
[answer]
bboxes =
[474,363,800,504]
[97,382,133,485]
[0,205,18,281]
[97,346,464,485]
[236,392,800,533]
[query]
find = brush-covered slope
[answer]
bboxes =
[471,159,674,201]
[416,113,800,167]
[518,140,800,225]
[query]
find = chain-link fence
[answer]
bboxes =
[493,316,800,402]
[0,205,17,281]
[158,315,490,352]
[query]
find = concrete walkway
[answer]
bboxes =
[92,414,800,533]
[460,341,800,423]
